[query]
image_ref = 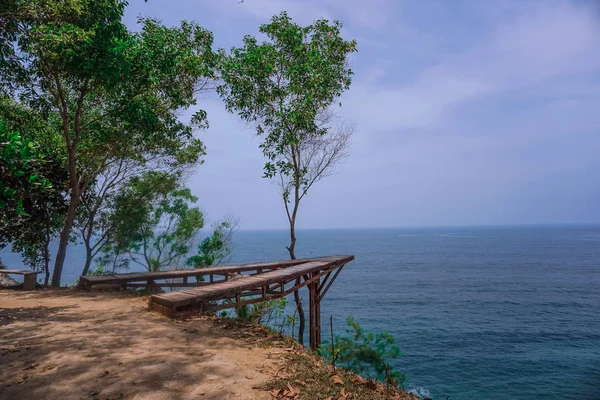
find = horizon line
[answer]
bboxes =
[236,222,600,231]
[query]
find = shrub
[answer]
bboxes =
[321,316,406,389]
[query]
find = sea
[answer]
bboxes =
[1,225,599,400]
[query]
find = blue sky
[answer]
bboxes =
[123,0,600,229]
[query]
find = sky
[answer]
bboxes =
[123,0,600,230]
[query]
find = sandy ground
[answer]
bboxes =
[0,289,285,400]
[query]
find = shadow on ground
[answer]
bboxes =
[0,289,281,400]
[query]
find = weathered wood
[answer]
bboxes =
[78,255,354,350]
[22,274,38,290]
[78,257,314,288]
[149,255,354,350]
[124,281,218,288]
[309,271,319,349]
[0,270,40,290]
[317,265,345,303]
[0,269,40,276]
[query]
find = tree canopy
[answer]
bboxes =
[218,11,357,179]
[1,0,216,285]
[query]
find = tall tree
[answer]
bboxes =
[1,0,215,286]
[218,12,356,345]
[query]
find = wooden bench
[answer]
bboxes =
[0,270,40,290]
[78,257,324,292]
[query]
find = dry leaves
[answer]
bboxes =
[331,374,344,385]
[340,387,350,399]
[350,374,367,384]
[270,382,302,399]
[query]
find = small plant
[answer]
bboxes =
[320,316,406,389]
[234,298,288,325]
[87,264,105,276]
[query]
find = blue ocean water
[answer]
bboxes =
[1,225,600,399]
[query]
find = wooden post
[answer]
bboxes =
[309,271,321,350]
[23,274,37,291]
[315,274,321,349]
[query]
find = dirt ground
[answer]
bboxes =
[0,289,286,400]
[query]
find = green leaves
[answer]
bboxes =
[186,219,234,269]
[0,121,54,215]
[218,11,357,180]
[2,0,218,285]
[320,317,406,390]
[101,172,205,273]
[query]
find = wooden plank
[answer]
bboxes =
[79,255,351,287]
[149,256,354,311]
[0,270,41,276]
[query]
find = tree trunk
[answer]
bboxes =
[52,150,80,287]
[287,222,306,346]
[52,195,78,287]
[82,245,93,277]
[43,230,50,287]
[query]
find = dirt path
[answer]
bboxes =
[0,289,285,400]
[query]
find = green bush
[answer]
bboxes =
[235,297,287,325]
[321,316,406,389]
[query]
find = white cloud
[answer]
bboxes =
[207,0,399,29]
[124,0,600,228]
[346,1,600,132]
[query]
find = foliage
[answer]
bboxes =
[0,108,69,285]
[235,297,288,326]
[0,122,53,215]
[186,218,237,276]
[90,251,130,276]
[320,317,406,389]
[87,263,107,277]
[77,166,184,276]
[102,175,204,272]
[218,11,356,179]
[1,0,216,286]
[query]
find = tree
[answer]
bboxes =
[76,141,204,277]
[218,12,357,345]
[1,0,216,286]
[102,173,204,272]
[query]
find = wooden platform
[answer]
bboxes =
[79,255,354,349]
[78,258,314,291]
[149,255,354,349]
